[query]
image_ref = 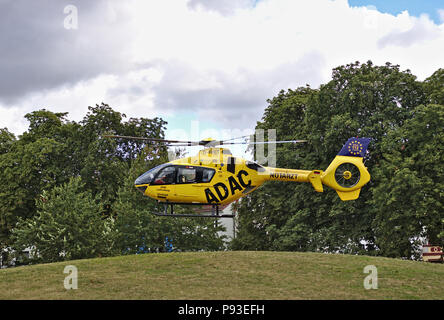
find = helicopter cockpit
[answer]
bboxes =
[135,164,216,193]
[134,163,168,186]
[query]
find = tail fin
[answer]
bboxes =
[337,137,371,158]
[321,138,371,200]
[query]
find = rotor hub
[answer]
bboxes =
[334,163,361,188]
[343,170,352,180]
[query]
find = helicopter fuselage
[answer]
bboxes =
[135,147,326,205]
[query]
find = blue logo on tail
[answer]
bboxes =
[338,138,371,157]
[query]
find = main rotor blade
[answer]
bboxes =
[103,135,307,147]
[216,140,308,145]
[220,135,251,143]
[248,140,308,144]
[165,143,201,147]
[102,135,201,145]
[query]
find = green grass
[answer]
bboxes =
[0,251,443,300]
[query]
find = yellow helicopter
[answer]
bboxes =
[105,135,371,218]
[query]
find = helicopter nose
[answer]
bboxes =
[134,173,149,194]
[135,184,147,194]
[134,164,166,194]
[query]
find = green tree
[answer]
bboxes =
[78,103,168,210]
[0,137,65,249]
[423,68,444,105]
[0,128,15,155]
[370,104,444,258]
[12,177,117,264]
[0,128,16,264]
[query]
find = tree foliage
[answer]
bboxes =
[12,177,117,264]
[370,104,444,258]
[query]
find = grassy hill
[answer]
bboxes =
[0,251,443,300]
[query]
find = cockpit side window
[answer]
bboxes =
[152,166,177,185]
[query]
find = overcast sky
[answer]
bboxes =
[1,0,443,144]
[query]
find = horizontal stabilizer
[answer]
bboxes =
[336,189,361,201]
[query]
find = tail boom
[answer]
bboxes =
[261,138,371,201]
[263,168,324,193]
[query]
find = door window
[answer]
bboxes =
[175,166,215,184]
[201,168,215,183]
[152,166,176,185]
[177,167,197,183]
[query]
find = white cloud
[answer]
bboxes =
[378,14,442,48]
[187,0,257,15]
[1,0,444,137]
[438,9,444,23]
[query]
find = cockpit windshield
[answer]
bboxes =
[134,164,168,185]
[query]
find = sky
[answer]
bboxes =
[0,0,443,157]
[348,0,444,24]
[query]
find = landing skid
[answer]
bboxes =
[153,203,234,218]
